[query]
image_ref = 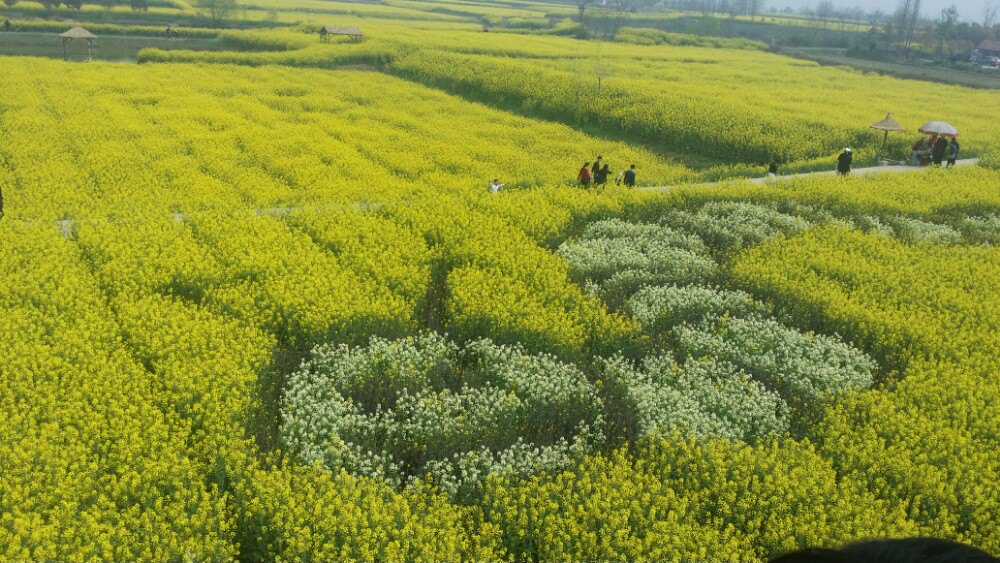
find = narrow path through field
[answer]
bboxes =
[638,158,982,192]
[0,158,983,238]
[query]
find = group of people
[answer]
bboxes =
[578,156,636,188]
[910,136,960,167]
[487,156,636,193]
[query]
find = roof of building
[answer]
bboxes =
[321,25,363,36]
[870,113,905,132]
[978,39,1000,52]
[59,26,97,39]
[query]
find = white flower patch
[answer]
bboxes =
[281,333,605,499]
[672,316,875,401]
[627,284,771,334]
[600,355,789,442]
[884,215,964,245]
[664,201,811,250]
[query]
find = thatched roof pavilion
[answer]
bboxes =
[320,25,363,42]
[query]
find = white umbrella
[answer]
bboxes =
[918,121,959,138]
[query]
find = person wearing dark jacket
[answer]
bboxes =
[622,164,636,187]
[836,148,852,175]
[0,184,4,220]
[931,136,948,166]
[946,138,960,167]
[595,163,610,186]
[591,156,603,180]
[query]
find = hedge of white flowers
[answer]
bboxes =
[600,355,789,442]
[672,316,875,401]
[883,215,964,245]
[282,333,605,500]
[663,201,811,251]
[627,284,771,334]
[959,214,1000,245]
[558,219,717,305]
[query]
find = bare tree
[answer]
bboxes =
[576,0,593,22]
[748,0,765,21]
[198,0,239,26]
[904,0,921,50]
[593,0,630,39]
[593,43,611,95]
[893,0,912,49]
[816,0,835,28]
[984,0,999,28]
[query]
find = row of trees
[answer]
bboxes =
[1,0,242,26]
[1,0,149,11]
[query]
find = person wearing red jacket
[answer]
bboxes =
[578,162,592,187]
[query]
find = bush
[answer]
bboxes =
[558,219,717,306]
[884,215,963,244]
[600,355,789,442]
[627,284,771,335]
[672,316,876,401]
[664,201,811,251]
[281,333,605,500]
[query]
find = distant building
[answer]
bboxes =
[319,25,363,42]
[974,39,1000,64]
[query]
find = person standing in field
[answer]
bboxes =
[620,164,636,187]
[932,136,948,166]
[836,148,852,175]
[591,156,603,180]
[489,179,506,193]
[768,158,780,177]
[946,138,960,167]
[578,163,592,187]
[595,163,610,186]
[0,184,4,220]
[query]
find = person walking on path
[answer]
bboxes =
[489,179,506,193]
[836,148,852,175]
[591,156,603,180]
[768,158,780,177]
[578,163,592,187]
[619,164,636,187]
[946,139,960,168]
[932,136,948,166]
[595,163,610,186]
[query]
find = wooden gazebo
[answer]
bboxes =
[60,26,97,61]
[870,113,905,161]
[319,25,363,42]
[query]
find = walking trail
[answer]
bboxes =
[638,158,981,192]
[0,159,984,238]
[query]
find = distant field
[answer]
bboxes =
[782,47,1000,90]
[0,30,219,60]
[2,1,1000,562]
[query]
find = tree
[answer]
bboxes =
[593,43,610,95]
[747,0,764,21]
[63,0,83,8]
[576,0,593,22]
[816,1,835,28]
[984,0,999,29]
[893,0,913,49]
[593,0,631,39]
[904,0,921,50]
[198,0,239,26]
[935,5,959,61]
[2,0,18,7]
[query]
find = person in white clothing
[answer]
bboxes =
[489,179,506,193]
